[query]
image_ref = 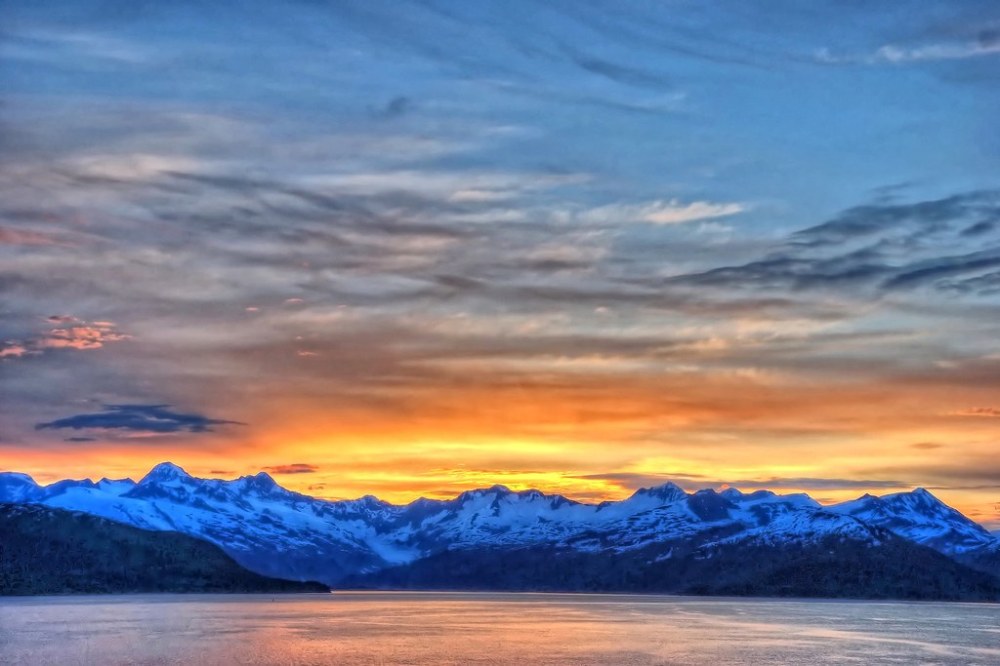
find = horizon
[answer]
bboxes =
[4,460,992,527]
[3,2,1000,534]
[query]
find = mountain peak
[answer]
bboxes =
[254,470,276,484]
[456,484,515,502]
[237,471,279,493]
[0,472,42,502]
[884,488,962,517]
[477,484,514,496]
[629,481,687,503]
[719,487,745,500]
[340,494,393,514]
[721,488,779,503]
[139,462,191,484]
[884,487,945,507]
[0,471,37,485]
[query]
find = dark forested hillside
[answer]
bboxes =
[0,504,328,595]
[342,535,1000,601]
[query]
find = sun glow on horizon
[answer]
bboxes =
[2,1,1000,534]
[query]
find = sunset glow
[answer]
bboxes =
[2,1,999,532]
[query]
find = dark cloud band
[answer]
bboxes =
[36,404,242,434]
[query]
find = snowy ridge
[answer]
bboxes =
[1,463,997,585]
[827,488,996,554]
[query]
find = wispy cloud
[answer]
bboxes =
[817,26,1000,65]
[263,463,319,475]
[0,343,28,359]
[36,404,242,435]
[5,29,152,65]
[2,0,999,524]
[911,442,944,450]
[580,199,747,226]
[0,318,129,359]
[949,407,1000,418]
[573,472,907,493]
[672,190,1000,295]
[36,324,129,351]
[0,227,64,246]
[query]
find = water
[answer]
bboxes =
[1,592,998,665]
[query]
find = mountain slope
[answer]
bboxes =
[8,463,402,583]
[0,503,329,595]
[2,463,998,597]
[828,488,996,554]
[342,534,1000,601]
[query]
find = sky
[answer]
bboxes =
[2,1,999,528]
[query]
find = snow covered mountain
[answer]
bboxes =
[0,503,328,595]
[827,488,996,554]
[2,463,998,588]
[7,463,409,582]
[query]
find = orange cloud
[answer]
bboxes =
[263,463,318,474]
[949,407,1000,418]
[2,319,129,359]
[0,343,30,358]
[0,226,62,246]
[38,325,128,350]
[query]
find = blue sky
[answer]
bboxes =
[1,0,999,525]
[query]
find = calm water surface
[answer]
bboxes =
[1,592,998,665]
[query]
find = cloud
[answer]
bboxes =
[817,39,1000,65]
[574,472,707,485]
[6,29,151,65]
[788,193,982,247]
[950,407,1000,418]
[572,472,907,492]
[373,96,414,119]
[0,0,997,514]
[874,459,1000,490]
[0,226,62,246]
[35,404,242,434]
[672,190,1000,295]
[581,199,747,226]
[911,442,943,450]
[37,324,130,351]
[263,463,319,474]
[722,477,908,491]
[568,51,673,90]
[0,343,29,359]
[1,319,129,360]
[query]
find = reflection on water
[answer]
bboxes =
[1,592,998,665]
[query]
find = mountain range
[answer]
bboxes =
[2,463,999,600]
[0,503,328,595]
